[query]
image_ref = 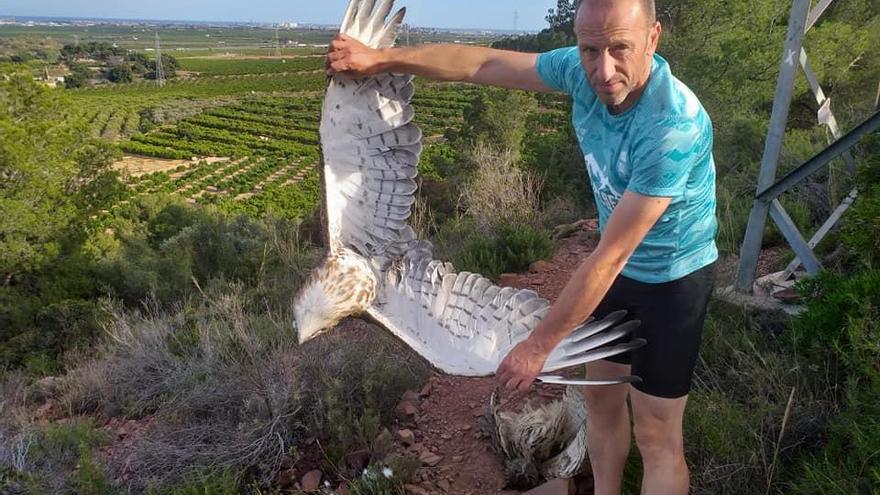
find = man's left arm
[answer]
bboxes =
[495,191,671,391]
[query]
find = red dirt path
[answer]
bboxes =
[386,224,603,495]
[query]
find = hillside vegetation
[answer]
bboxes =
[1,0,879,493]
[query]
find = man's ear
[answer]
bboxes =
[647,21,662,56]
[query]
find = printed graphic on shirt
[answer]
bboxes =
[585,152,623,213]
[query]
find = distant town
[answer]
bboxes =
[0,15,534,36]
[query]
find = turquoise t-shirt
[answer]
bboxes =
[536,47,718,283]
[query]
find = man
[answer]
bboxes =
[326,0,718,493]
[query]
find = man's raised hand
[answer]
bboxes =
[326,34,384,76]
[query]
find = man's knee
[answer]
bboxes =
[633,416,683,462]
[631,390,688,464]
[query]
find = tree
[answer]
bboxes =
[0,68,117,285]
[107,63,133,83]
[545,0,578,37]
[64,62,92,88]
[492,0,577,52]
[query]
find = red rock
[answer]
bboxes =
[419,450,442,466]
[397,429,416,446]
[396,401,419,420]
[498,273,518,286]
[524,478,574,495]
[404,484,431,495]
[337,482,350,495]
[773,287,802,304]
[418,381,433,397]
[437,478,451,492]
[300,469,322,491]
[529,260,554,273]
[402,389,419,402]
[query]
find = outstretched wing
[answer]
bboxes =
[324,0,644,383]
[321,0,419,260]
[367,245,644,377]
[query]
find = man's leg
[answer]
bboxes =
[583,359,633,495]
[630,388,689,495]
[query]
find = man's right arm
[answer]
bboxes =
[327,34,553,93]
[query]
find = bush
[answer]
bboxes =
[844,185,880,264]
[789,270,880,372]
[454,223,554,280]
[462,144,543,233]
[0,417,114,495]
[57,287,428,491]
[107,64,132,84]
[60,292,304,489]
[297,322,430,467]
[782,267,880,493]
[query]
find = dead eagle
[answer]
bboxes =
[485,387,590,488]
[293,0,644,482]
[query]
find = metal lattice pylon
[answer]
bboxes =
[155,32,165,88]
[734,0,880,293]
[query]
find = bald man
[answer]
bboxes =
[327,0,718,493]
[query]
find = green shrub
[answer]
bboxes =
[789,270,880,372]
[146,471,241,495]
[784,267,880,493]
[842,184,880,267]
[347,461,420,495]
[298,327,430,464]
[455,224,554,279]
[0,419,115,495]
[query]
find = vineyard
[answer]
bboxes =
[177,55,324,76]
[86,74,488,221]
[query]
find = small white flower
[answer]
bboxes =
[382,466,393,478]
[324,480,331,487]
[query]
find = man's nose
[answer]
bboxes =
[597,51,615,82]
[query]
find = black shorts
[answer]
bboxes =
[595,262,716,399]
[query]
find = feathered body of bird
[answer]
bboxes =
[485,387,589,487]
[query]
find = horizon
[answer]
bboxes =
[0,1,558,32]
[0,13,538,33]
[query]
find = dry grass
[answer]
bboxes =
[57,290,303,489]
[462,144,544,233]
[49,286,428,491]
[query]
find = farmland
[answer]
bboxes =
[54,40,491,221]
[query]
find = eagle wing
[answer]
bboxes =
[323,0,644,382]
[321,0,418,260]
[367,246,644,377]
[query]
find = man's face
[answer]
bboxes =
[575,0,661,113]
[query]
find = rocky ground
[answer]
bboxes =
[88,221,784,494]
[294,224,604,495]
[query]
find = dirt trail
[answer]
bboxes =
[389,225,603,495]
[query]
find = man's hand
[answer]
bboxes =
[326,34,383,76]
[495,337,551,391]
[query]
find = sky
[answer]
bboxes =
[0,0,559,31]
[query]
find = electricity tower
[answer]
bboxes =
[155,32,165,88]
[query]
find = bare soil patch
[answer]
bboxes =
[113,154,228,178]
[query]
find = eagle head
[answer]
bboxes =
[293,247,378,344]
